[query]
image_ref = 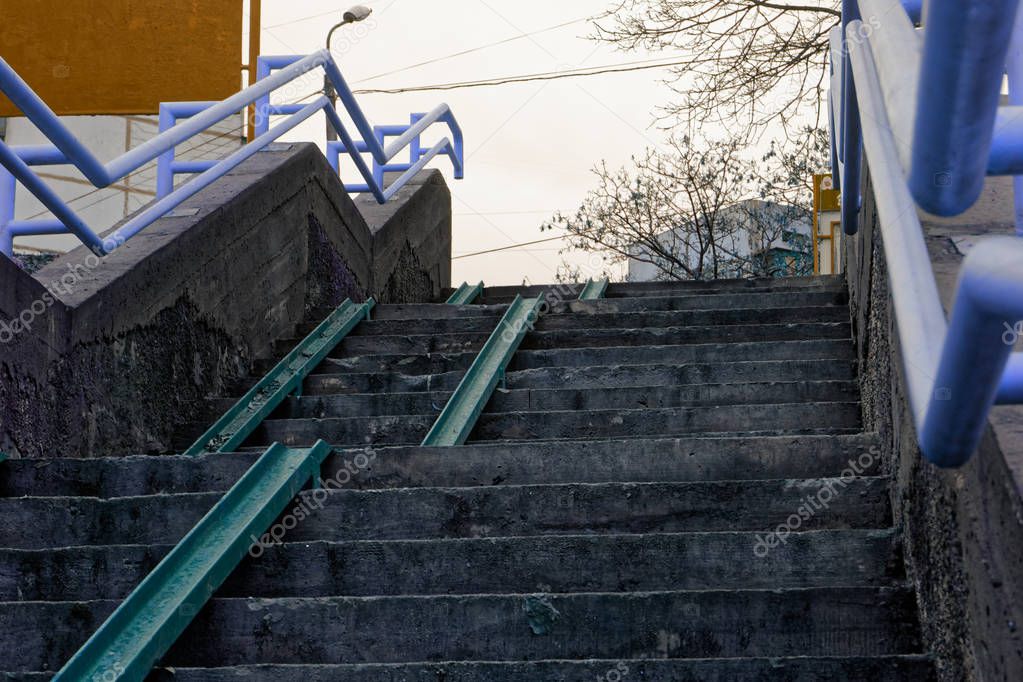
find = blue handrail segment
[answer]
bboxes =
[0,49,464,257]
[830,0,1023,466]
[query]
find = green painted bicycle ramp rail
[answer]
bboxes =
[185,298,374,456]
[52,440,332,682]
[579,278,609,300]
[446,281,484,305]
[422,294,545,446]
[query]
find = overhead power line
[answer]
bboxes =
[453,235,572,260]
[354,16,593,84]
[353,55,691,95]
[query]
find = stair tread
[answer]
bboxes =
[1,587,923,671]
[0,529,904,601]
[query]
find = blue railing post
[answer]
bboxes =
[840,0,863,235]
[0,166,15,257]
[1009,7,1023,236]
[909,0,1023,216]
[921,238,1023,466]
[156,104,177,198]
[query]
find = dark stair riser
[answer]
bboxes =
[1,529,903,601]
[509,339,855,371]
[535,306,850,331]
[273,321,852,359]
[348,305,848,337]
[0,588,921,670]
[548,290,848,315]
[0,434,881,498]
[274,381,859,420]
[504,359,858,389]
[469,402,862,441]
[150,657,935,682]
[0,477,890,549]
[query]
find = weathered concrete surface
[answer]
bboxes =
[0,144,450,458]
[846,170,1023,681]
[2,588,922,670]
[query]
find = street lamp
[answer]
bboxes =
[325,5,373,141]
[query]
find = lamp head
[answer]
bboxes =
[343,5,373,23]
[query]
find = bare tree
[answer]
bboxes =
[544,130,826,282]
[593,1,840,134]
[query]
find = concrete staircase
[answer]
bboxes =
[0,275,935,680]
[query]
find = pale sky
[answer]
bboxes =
[260,0,672,285]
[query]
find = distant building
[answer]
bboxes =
[627,199,813,282]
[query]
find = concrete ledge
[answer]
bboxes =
[847,170,1023,681]
[0,143,451,458]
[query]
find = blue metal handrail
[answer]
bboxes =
[0,49,464,257]
[830,0,1023,466]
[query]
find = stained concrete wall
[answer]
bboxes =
[846,167,1023,681]
[0,143,451,458]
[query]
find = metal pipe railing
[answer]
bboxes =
[908,0,1020,216]
[0,49,464,256]
[845,24,947,430]
[832,0,1023,467]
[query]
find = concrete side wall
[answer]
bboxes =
[847,168,1023,682]
[0,143,451,458]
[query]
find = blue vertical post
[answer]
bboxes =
[372,128,386,189]
[909,0,1022,216]
[0,165,15,257]
[156,105,177,199]
[1009,7,1023,235]
[840,0,863,235]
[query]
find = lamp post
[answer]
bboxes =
[325,5,373,141]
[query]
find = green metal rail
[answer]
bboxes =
[578,278,609,300]
[422,294,545,446]
[185,298,374,455]
[53,440,333,682]
[446,281,484,305]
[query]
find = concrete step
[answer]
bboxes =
[308,314,503,337]
[215,390,452,419]
[520,322,851,350]
[1,587,921,670]
[469,275,845,302]
[147,657,935,682]
[0,433,881,498]
[372,303,507,320]
[259,401,861,447]
[333,303,847,338]
[303,368,465,395]
[508,339,854,371]
[297,358,857,396]
[548,290,847,314]
[274,332,489,358]
[0,477,890,549]
[276,381,859,419]
[294,338,853,380]
[468,402,861,441]
[605,274,846,296]
[277,321,852,359]
[504,359,857,389]
[536,305,850,330]
[247,413,435,448]
[0,529,903,602]
[311,350,477,376]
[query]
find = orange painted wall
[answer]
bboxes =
[0,0,242,116]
